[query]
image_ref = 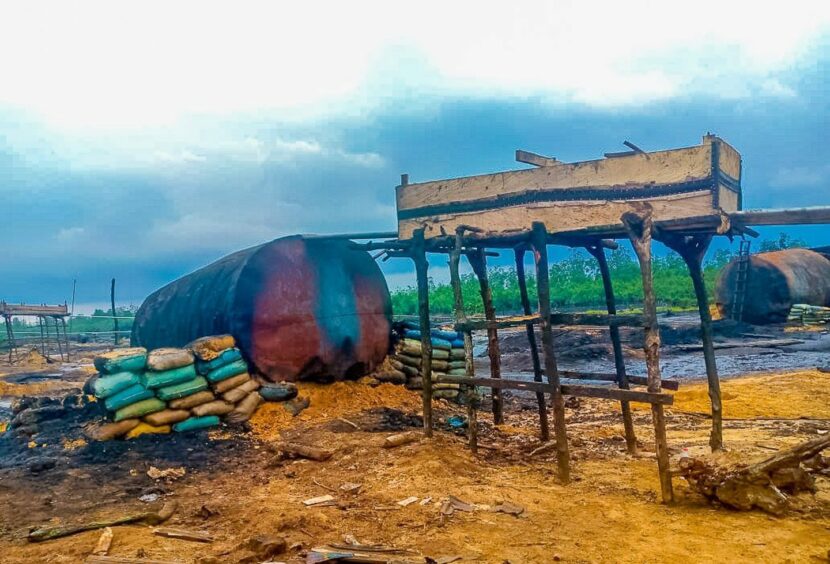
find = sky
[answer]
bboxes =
[1,1,829,310]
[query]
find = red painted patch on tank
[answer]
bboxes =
[353,273,391,368]
[248,240,324,381]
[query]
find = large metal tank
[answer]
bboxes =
[132,236,392,382]
[715,248,830,323]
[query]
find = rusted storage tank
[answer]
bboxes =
[715,248,830,323]
[132,236,391,382]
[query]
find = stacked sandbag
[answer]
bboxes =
[787,303,830,325]
[190,335,263,425]
[389,322,466,401]
[86,336,265,441]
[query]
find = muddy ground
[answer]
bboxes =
[0,324,828,563]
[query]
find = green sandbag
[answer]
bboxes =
[142,364,197,389]
[104,384,154,412]
[156,376,209,401]
[173,415,220,433]
[94,348,147,374]
[196,348,242,375]
[448,360,466,370]
[448,368,467,376]
[114,398,166,422]
[206,359,248,383]
[93,372,140,399]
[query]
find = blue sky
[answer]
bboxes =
[1,1,829,308]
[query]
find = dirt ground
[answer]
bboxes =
[0,367,828,563]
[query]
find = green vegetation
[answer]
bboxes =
[391,234,807,316]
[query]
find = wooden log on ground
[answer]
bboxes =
[86,557,183,564]
[678,435,830,514]
[274,442,334,461]
[153,527,214,543]
[91,527,113,556]
[383,431,421,448]
[29,502,177,542]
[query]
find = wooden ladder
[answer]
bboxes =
[731,239,752,321]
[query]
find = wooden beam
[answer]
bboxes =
[731,206,830,226]
[558,370,679,391]
[433,376,674,405]
[455,312,644,332]
[623,207,674,503]
[515,247,550,441]
[515,149,558,167]
[532,222,570,483]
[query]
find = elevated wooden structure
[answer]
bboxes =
[355,135,830,504]
[1,301,70,363]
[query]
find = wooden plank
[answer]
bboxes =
[433,376,673,405]
[0,303,69,316]
[558,370,679,391]
[398,143,714,211]
[455,312,643,332]
[399,190,717,240]
[516,149,558,167]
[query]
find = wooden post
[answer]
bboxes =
[586,244,637,454]
[411,228,433,437]
[530,222,570,483]
[52,317,64,361]
[468,249,504,425]
[659,233,723,451]
[449,229,478,452]
[4,315,14,363]
[622,210,674,503]
[111,278,119,346]
[38,315,46,360]
[61,317,71,361]
[514,246,550,442]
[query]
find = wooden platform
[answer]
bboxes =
[0,302,69,317]
[396,135,741,240]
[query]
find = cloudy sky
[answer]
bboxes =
[2,1,829,308]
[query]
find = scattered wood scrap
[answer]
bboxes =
[303,494,336,507]
[29,501,177,542]
[152,527,214,543]
[383,431,421,448]
[91,527,113,556]
[678,435,830,514]
[274,441,334,461]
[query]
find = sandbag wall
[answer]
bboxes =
[388,322,466,401]
[86,335,270,440]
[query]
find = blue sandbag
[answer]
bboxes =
[173,415,220,432]
[104,384,154,412]
[156,376,209,401]
[401,331,453,350]
[451,339,465,348]
[431,329,463,342]
[206,359,248,383]
[196,348,243,375]
[143,364,197,389]
[93,372,140,399]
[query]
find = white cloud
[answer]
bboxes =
[1,0,827,130]
[770,164,830,188]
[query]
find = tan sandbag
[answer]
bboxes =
[433,383,461,390]
[405,377,423,390]
[143,409,190,426]
[84,419,140,441]
[374,370,406,385]
[431,359,449,372]
[399,364,420,378]
[224,391,262,424]
[389,358,405,371]
[188,334,236,361]
[125,422,171,439]
[222,379,261,404]
[395,353,421,368]
[213,372,250,394]
[168,390,215,409]
[401,341,449,360]
[146,348,194,372]
[192,400,235,417]
[433,390,459,400]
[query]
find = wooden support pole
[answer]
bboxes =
[111,278,119,346]
[38,316,46,360]
[530,222,570,483]
[411,228,433,437]
[52,316,64,361]
[514,246,550,441]
[586,244,637,454]
[468,248,504,425]
[4,315,14,363]
[449,229,478,452]
[61,317,71,361]
[658,232,723,451]
[622,209,673,503]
